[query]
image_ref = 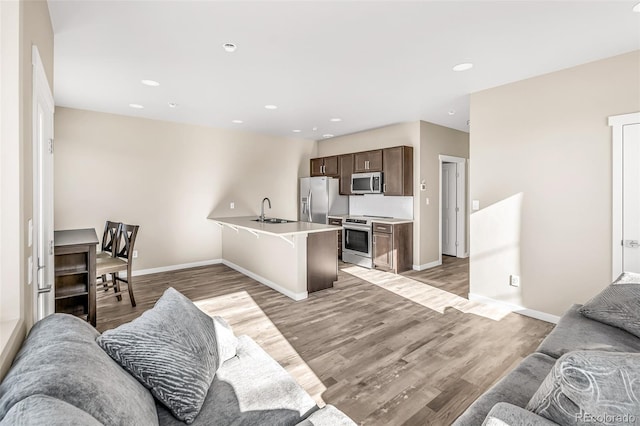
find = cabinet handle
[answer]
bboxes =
[321,165,324,174]
[365,160,369,170]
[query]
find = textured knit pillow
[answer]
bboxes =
[579,273,640,338]
[526,351,640,425]
[97,287,234,424]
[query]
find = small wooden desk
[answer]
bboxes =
[54,228,99,326]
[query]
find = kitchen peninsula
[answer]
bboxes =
[210,216,341,300]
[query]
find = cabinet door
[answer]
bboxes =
[373,232,393,270]
[339,154,354,195]
[324,156,339,177]
[367,150,383,171]
[353,152,369,173]
[382,146,413,196]
[310,158,324,176]
[383,147,403,196]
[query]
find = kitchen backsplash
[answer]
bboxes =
[349,194,413,219]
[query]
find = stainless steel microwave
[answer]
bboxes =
[351,172,383,194]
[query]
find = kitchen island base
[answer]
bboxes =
[214,217,340,300]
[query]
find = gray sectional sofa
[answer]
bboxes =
[0,313,354,425]
[453,304,640,425]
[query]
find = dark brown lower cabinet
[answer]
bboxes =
[307,230,339,293]
[328,217,343,259]
[372,222,413,274]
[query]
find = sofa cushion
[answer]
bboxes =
[527,351,640,425]
[452,352,556,426]
[0,395,102,426]
[295,405,356,426]
[536,304,640,359]
[156,335,317,426]
[0,314,158,425]
[98,287,234,424]
[579,277,640,338]
[482,402,559,426]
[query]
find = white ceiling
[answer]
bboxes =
[48,1,640,140]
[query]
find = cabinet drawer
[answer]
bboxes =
[328,218,343,226]
[372,223,392,233]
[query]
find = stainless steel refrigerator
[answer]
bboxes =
[299,177,348,224]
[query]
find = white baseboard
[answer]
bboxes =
[131,259,223,277]
[468,293,560,324]
[412,260,442,271]
[221,260,308,301]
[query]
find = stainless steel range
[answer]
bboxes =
[342,215,393,268]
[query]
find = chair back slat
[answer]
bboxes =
[101,221,122,256]
[115,224,139,262]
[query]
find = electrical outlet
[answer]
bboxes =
[509,275,520,287]
[133,250,138,259]
[230,202,235,209]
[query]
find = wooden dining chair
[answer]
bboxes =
[96,224,139,307]
[97,221,122,291]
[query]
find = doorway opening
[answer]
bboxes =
[439,155,467,260]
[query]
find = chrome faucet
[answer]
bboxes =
[260,197,271,222]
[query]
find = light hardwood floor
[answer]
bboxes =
[96,258,553,425]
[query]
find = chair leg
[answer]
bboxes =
[127,265,136,307]
[113,273,122,302]
[101,274,108,291]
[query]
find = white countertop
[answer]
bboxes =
[210,216,341,236]
[327,215,413,225]
[370,218,413,225]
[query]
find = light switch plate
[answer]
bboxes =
[472,200,480,211]
[230,202,235,209]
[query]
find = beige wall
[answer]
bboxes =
[0,0,54,380]
[469,50,640,317]
[54,107,316,271]
[317,121,469,267]
[420,122,469,266]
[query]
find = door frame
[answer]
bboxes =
[610,112,640,280]
[438,155,467,260]
[32,45,55,323]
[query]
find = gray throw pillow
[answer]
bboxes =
[579,274,640,338]
[526,351,640,425]
[97,287,234,424]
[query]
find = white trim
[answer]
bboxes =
[412,259,442,271]
[222,259,308,301]
[438,155,468,260]
[131,259,223,277]
[609,112,640,280]
[468,293,560,324]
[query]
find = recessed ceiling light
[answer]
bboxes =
[264,105,278,110]
[312,127,318,131]
[292,129,302,133]
[129,103,144,109]
[633,2,640,12]
[141,79,160,87]
[322,134,334,138]
[231,119,243,124]
[168,102,178,108]
[448,110,456,115]
[223,43,237,53]
[329,118,342,122]
[453,63,473,72]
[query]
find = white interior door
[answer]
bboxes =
[32,46,55,321]
[623,123,640,273]
[442,163,457,256]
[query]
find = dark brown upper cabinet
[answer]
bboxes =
[310,156,338,177]
[383,146,413,196]
[353,150,383,173]
[338,154,354,195]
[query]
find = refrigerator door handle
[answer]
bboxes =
[308,190,313,222]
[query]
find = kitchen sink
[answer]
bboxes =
[253,218,296,224]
